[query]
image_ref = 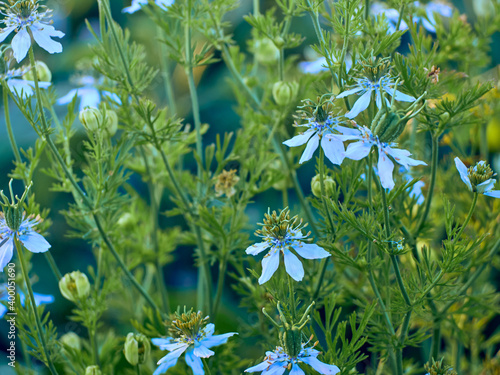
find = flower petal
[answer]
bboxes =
[157,345,188,364]
[283,129,315,147]
[293,243,330,259]
[344,141,372,161]
[30,23,64,54]
[321,135,345,165]
[0,25,16,43]
[283,249,304,281]
[484,190,500,198]
[259,249,280,285]
[476,179,495,194]
[57,89,78,105]
[299,133,320,164]
[19,231,51,253]
[33,292,55,306]
[0,238,14,271]
[246,242,270,256]
[262,363,287,375]
[377,151,395,190]
[152,338,174,348]
[454,157,472,191]
[392,89,416,103]
[193,342,214,358]
[153,362,176,375]
[201,332,238,349]
[245,360,274,372]
[185,348,205,375]
[335,86,363,98]
[290,363,306,375]
[12,27,32,62]
[345,90,372,119]
[300,356,340,375]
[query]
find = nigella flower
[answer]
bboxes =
[299,56,353,75]
[1,66,50,98]
[0,213,51,271]
[371,2,409,34]
[123,0,174,13]
[152,310,237,375]
[329,126,426,190]
[246,208,330,284]
[0,0,64,62]
[245,345,340,375]
[336,75,415,119]
[57,75,121,111]
[0,283,54,318]
[401,167,425,204]
[454,157,500,198]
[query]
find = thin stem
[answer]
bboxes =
[3,87,22,163]
[44,253,62,280]
[136,364,141,375]
[201,358,212,375]
[338,0,350,89]
[364,0,370,20]
[15,238,59,375]
[213,254,228,318]
[452,192,478,244]
[157,26,177,114]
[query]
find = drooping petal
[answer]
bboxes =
[151,338,174,348]
[0,25,16,43]
[30,22,64,54]
[377,151,395,190]
[0,238,14,271]
[283,129,315,147]
[345,90,372,119]
[299,134,320,164]
[19,231,51,253]
[157,344,188,364]
[258,249,280,285]
[245,360,274,372]
[335,86,363,98]
[246,242,270,256]
[289,363,306,375]
[321,135,345,165]
[283,249,304,281]
[454,157,473,191]
[185,348,205,375]
[201,332,238,349]
[293,243,330,259]
[392,89,416,103]
[386,147,426,169]
[484,190,500,198]
[300,356,340,375]
[476,179,495,194]
[344,141,372,161]
[12,27,32,62]
[335,125,360,136]
[193,342,214,358]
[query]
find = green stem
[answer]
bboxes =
[3,87,22,163]
[364,0,370,20]
[157,26,177,114]
[201,358,212,375]
[452,192,478,244]
[136,364,141,375]
[15,238,59,375]
[89,326,99,367]
[213,254,228,318]
[338,0,350,89]
[430,325,441,361]
[44,253,62,280]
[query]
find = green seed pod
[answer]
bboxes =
[253,38,279,65]
[371,107,405,143]
[272,81,299,106]
[283,327,302,358]
[124,333,151,366]
[59,271,90,302]
[79,107,102,132]
[85,366,102,375]
[311,174,336,198]
[60,332,81,351]
[103,110,118,137]
[23,61,52,82]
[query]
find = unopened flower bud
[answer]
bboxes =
[23,61,52,82]
[60,332,81,351]
[272,81,299,106]
[103,110,118,137]
[124,333,151,366]
[371,108,405,143]
[79,107,102,132]
[311,175,336,198]
[59,271,90,302]
[85,366,102,375]
[253,38,279,65]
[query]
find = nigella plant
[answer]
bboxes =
[455,158,500,198]
[152,309,237,375]
[283,97,351,165]
[0,0,64,62]
[246,208,330,284]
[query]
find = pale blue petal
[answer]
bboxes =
[0,238,14,271]
[203,323,215,337]
[345,90,372,119]
[293,243,330,259]
[245,360,273,372]
[392,89,415,103]
[335,86,363,98]
[386,147,426,169]
[428,2,453,17]
[246,242,270,256]
[33,293,55,306]
[193,342,214,358]
[484,190,500,198]
[7,79,34,98]
[185,348,205,375]
[321,135,345,165]
[290,363,306,375]
[157,0,175,9]
[123,0,147,13]
[344,141,372,161]
[258,249,280,285]
[156,341,188,352]
[79,88,102,110]
[476,179,496,194]
[152,337,174,348]
[157,345,188,364]
[299,134,319,164]
[30,22,64,54]
[300,356,340,374]
[102,91,122,104]
[153,362,176,375]
[335,126,360,136]
[454,157,472,191]
[12,27,31,62]
[283,249,304,281]
[299,57,328,74]
[0,304,7,318]
[283,129,315,147]
[375,91,382,109]
[421,18,436,33]
[0,25,16,43]
[377,151,395,190]
[262,363,287,375]
[201,332,237,349]
[57,89,78,105]
[19,231,50,253]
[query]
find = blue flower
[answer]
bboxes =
[0,1,64,62]
[1,67,50,99]
[371,2,409,34]
[245,345,340,375]
[329,126,426,190]
[336,75,415,119]
[401,167,425,204]
[152,320,237,375]
[123,0,175,13]
[57,75,121,111]
[0,214,51,271]
[0,283,54,318]
[299,55,353,75]
[283,115,350,165]
[246,208,330,284]
[454,157,500,198]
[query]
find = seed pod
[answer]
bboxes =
[103,110,118,137]
[371,107,405,143]
[23,61,52,82]
[79,107,102,132]
[59,271,90,302]
[283,327,302,358]
[124,333,151,366]
[311,175,336,198]
[272,81,299,106]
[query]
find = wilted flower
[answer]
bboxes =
[152,309,237,375]
[454,158,500,198]
[215,169,239,198]
[0,0,64,62]
[245,345,340,375]
[246,208,330,284]
[329,125,426,190]
[0,283,53,318]
[336,75,415,119]
[123,0,174,14]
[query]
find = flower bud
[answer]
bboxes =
[311,175,336,198]
[103,110,118,137]
[85,366,102,375]
[124,332,151,366]
[23,61,52,82]
[283,326,302,358]
[272,81,299,106]
[60,332,81,351]
[59,271,90,302]
[253,38,279,65]
[371,108,405,143]
[79,107,102,132]
[473,0,495,18]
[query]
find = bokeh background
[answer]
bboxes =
[0,0,499,372]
